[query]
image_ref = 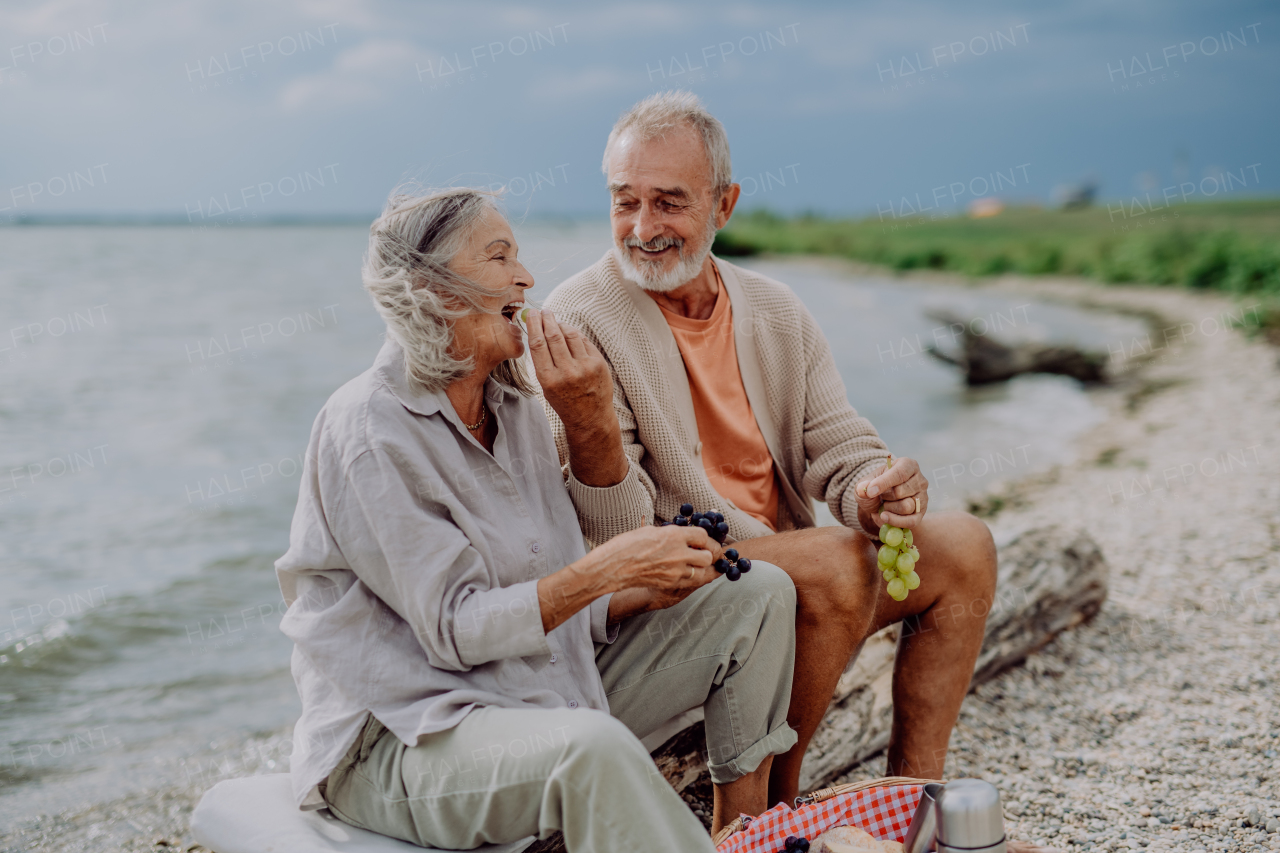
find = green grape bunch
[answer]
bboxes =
[874,454,921,602]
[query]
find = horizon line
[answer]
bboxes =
[2,194,1277,227]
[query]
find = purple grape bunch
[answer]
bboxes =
[782,835,810,853]
[660,503,752,581]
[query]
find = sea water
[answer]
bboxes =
[0,223,1144,822]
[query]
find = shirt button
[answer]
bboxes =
[531,542,541,553]
[567,700,578,708]
[549,655,557,663]
[694,441,703,456]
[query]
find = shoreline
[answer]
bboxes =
[5,265,1276,852]
[820,261,1279,851]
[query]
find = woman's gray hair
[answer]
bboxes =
[601,90,732,194]
[362,187,534,395]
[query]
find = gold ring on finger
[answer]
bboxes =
[913,497,922,514]
[687,566,695,580]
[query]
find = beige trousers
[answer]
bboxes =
[322,561,798,851]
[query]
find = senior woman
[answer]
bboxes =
[275,188,799,852]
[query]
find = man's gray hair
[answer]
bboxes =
[362,187,533,395]
[601,90,732,193]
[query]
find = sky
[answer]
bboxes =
[1,0,1277,222]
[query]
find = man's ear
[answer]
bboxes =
[716,183,742,229]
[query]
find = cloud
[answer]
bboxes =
[277,38,425,112]
[2,0,1277,217]
[0,0,113,35]
[524,65,630,103]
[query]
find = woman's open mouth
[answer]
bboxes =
[501,301,527,328]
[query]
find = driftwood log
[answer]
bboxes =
[527,525,1108,852]
[926,311,1107,385]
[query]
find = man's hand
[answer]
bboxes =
[854,456,929,534]
[526,308,629,487]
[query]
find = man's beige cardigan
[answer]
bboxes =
[541,251,889,546]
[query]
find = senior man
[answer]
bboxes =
[532,91,998,809]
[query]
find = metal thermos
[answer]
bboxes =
[903,781,943,853]
[934,779,1007,853]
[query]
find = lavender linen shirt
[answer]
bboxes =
[276,339,616,810]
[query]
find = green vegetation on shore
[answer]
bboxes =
[715,198,1280,335]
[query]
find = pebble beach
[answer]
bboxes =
[5,271,1278,853]
[834,271,1280,853]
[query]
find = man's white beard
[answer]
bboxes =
[612,214,719,293]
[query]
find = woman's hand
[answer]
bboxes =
[527,309,614,433]
[526,309,630,487]
[538,525,719,634]
[602,526,722,622]
[594,524,719,592]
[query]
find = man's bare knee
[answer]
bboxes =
[958,513,997,597]
[933,512,997,609]
[738,528,878,630]
[800,528,878,624]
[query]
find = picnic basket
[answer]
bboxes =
[712,777,933,852]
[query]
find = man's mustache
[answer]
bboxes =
[623,235,683,253]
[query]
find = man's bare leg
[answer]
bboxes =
[735,511,997,806]
[871,511,996,779]
[733,527,879,808]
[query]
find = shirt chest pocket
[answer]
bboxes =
[519,652,551,675]
[489,653,545,694]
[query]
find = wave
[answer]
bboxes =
[0,553,291,684]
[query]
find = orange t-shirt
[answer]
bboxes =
[658,272,780,530]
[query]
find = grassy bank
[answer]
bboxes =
[715,198,1280,336]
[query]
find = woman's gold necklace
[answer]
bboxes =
[463,403,488,432]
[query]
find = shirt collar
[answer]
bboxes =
[373,336,517,420]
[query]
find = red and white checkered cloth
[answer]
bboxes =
[715,784,922,853]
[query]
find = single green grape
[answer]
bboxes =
[904,571,921,590]
[909,546,920,561]
[903,529,913,547]
[896,551,916,572]
[886,577,907,600]
[877,544,899,567]
[878,523,891,541]
[883,526,904,548]
[882,568,895,581]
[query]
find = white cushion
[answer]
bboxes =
[191,774,536,853]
